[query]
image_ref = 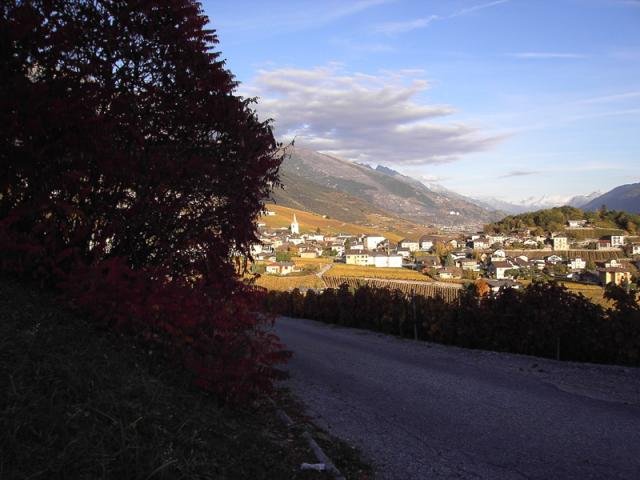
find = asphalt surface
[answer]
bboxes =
[275,317,640,480]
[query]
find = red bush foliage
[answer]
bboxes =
[1,0,289,401]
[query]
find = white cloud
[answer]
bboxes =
[375,16,439,35]
[509,52,588,59]
[217,0,394,33]
[373,0,509,36]
[451,0,510,17]
[245,65,505,165]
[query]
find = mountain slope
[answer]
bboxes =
[273,147,497,226]
[582,183,640,213]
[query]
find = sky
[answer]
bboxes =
[202,0,640,203]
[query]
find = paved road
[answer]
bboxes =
[275,317,640,480]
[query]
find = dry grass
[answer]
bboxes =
[327,263,431,282]
[260,204,432,243]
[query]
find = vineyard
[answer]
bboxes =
[252,274,325,291]
[565,228,625,241]
[323,276,462,302]
[505,249,623,261]
[327,263,431,281]
[519,279,611,307]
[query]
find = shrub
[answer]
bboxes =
[1,0,288,401]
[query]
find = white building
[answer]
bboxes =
[568,257,586,271]
[552,236,568,251]
[490,260,515,280]
[306,233,325,242]
[290,214,299,235]
[363,235,386,250]
[608,235,625,248]
[345,251,374,266]
[398,239,420,252]
[373,253,403,268]
[419,235,436,251]
[567,219,587,228]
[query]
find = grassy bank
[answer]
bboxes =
[0,277,368,479]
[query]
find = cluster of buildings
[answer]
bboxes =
[251,214,638,287]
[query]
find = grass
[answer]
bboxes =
[0,276,367,479]
[327,263,431,282]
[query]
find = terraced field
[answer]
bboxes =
[326,263,431,282]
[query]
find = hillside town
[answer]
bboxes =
[252,213,639,288]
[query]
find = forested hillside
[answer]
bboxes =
[485,206,640,234]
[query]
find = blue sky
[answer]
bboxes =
[202,0,640,203]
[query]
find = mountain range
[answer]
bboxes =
[270,148,498,227]
[581,182,640,213]
[475,192,602,215]
[269,147,640,225]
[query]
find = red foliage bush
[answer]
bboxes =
[1,0,289,401]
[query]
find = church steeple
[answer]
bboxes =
[290,213,299,235]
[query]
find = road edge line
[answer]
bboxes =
[268,397,346,480]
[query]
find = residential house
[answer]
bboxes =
[513,256,532,269]
[545,254,564,264]
[299,251,318,259]
[552,235,568,251]
[489,260,516,280]
[458,259,481,272]
[598,266,632,286]
[350,243,365,251]
[469,238,489,250]
[568,257,586,271]
[373,253,403,268]
[438,267,462,280]
[396,248,412,259]
[306,233,325,242]
[532,259,546,270]
[265,262,296,275]
[567,219,587,228]
[364,235,387,250]
[345,250,374,266]
[484,279,522,293]
[398,239,420,252]
[487,235,505,246]
[596,239,612,250]
[604,235,625,248]
[419,235,437,251]
[329,243,345,256]
[632,243,640,255]
[490,249,507,262]
[420,255,441,269]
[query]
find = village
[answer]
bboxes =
[251,212,639,289]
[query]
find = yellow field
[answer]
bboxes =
[260,204,432,243]
[293,257,333,266]
[519,279,611,307]
[326,263,431,282]
[562,282,612,307]
[252,273,325,291]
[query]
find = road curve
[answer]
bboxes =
[275,317,640,480]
